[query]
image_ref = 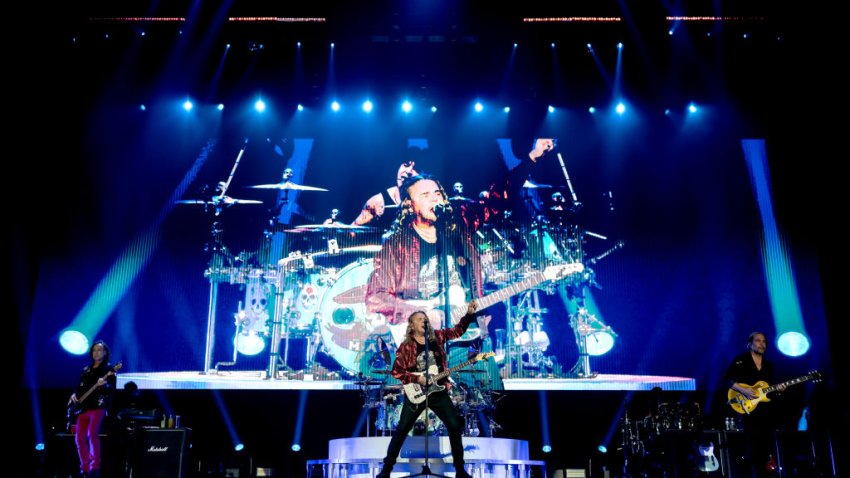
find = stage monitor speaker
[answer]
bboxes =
[129,428,191,478]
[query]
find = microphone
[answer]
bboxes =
[433,202,451,220]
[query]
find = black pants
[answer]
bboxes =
[381,389,466,473]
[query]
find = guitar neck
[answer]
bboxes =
[431,356,483,382]
[765,374,814,394]
[450,272,546,322]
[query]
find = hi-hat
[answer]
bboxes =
[176,197,263,206]
[250,181,328,192]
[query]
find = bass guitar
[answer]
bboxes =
[387,262,584,346]
[727,370,821,415]
[403,352,495,404]
[66,362,122,430]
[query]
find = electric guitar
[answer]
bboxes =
[387,262,584,346]
[403,352,495,404]
[727,370,821,415]
[66,362,122,430]
[695,442,720,472]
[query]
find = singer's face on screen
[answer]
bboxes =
[407,179,444,224]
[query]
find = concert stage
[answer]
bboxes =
[116,371,695,391]
[307,437,544,478]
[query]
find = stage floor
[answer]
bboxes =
[117,371,695,391]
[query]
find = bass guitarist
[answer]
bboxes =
[67,340,117,478]
[375,301,479,478]
[725,331,785,477]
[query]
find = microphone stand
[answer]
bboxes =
[409,319,447,478]
[409,220,451,478]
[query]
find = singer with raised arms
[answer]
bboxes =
[375,301,480,478]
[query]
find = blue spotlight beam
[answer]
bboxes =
[62,140,216,349]
[741,139,809,356]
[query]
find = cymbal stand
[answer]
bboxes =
[203,140,249,374]
[568,304,604,378]
[203,221,228,374]
[507,289,551,378]
[266,267,290,379]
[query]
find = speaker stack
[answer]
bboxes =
[128,428,191,478]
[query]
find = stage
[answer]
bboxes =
[116,371,695,391]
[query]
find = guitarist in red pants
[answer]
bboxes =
[725,332,786,477]
[67,340,117,478]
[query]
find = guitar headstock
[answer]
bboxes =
[542,263,585,281]
[474,352,496,362]
[110,362,123,374]
[808,370,822,383]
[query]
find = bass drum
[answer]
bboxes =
[318,260,393,373]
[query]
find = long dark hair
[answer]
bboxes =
[90,339,111,365]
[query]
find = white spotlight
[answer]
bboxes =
[362,100,373,113]
[430,106,437,113]
[503,106,510,113]
[688,103,697,113]
[183,100,193,112]
[616,102,626,115]
[331,101,340,112]
[255,99,266,112]
[548,105,555,113]
[59,330,89,355]
[588,106,596,114]
[474,102,483,112]
[217,104,224,111]
[297,104,304,112]
[402,101,412,113]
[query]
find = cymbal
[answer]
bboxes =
[250,181,328,192]
[277,245,382,265]
[522,179,552,189]
[176,197,263,206]
[354,379,384,386]
[294,223,374,230]
[371,370,393,375]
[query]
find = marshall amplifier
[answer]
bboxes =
[129,428,191,478]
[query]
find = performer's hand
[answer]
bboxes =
[417,375,427,386]
[467,300,478,316]
[529,138,555,162]
[69,394,79,404]
[97,377,106,387]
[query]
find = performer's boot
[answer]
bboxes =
[376,458,394,478]
[454,465,473,478]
